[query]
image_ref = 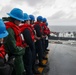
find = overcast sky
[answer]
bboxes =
[0,0,76,26]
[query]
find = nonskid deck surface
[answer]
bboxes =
[35,49,50,75]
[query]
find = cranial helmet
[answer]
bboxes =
[0,19,8,38]
[29,15,35,21]
[24,13,30,21]
[37,16,43,21]
[7,8,24,21]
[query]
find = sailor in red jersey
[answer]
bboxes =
[40,18,48,59]
[19,13,35,75]
[34,16,46,67]
[29,14,40,74]
[0,19,13,75]
[45,22,51,51]
[4,8,25,75]
[42,18,51,52]
[0,19,8,67]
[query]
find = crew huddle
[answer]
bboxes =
[0,8,50,75]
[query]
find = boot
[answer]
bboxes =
[38,63,47,67]
[33,67,40,74]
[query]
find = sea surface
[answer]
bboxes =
[49,26,76,32]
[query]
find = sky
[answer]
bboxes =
[0,0,76,26]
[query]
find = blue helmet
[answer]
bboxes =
[37,16,43,21]
[46,22,48,26]
[7,8,24,21]
[42,18,47,22]
[0,19,8,38]
[24,13,30,21]
[29,15,35,21]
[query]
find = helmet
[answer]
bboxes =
[37,16,43,21]
[29,15,35,21]
[42,18,47,22]
[46,22,48,26]
[24,13,30,21]
[7,8,24,21]
[0,19,8,38]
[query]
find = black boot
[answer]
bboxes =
[22,71,26,75]
[46,49,50,51]
[43,57,48,60]
[38,63,47,67]
[33,67,40,74]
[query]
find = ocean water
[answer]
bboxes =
[49,26,76,32]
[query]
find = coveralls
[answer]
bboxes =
[4,22,25,75]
